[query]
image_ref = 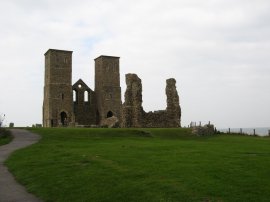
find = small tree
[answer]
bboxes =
[0,114,5,128]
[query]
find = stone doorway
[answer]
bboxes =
[107,111,113,118]
[60,112,67,126]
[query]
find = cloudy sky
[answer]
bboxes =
[0,0,269,128]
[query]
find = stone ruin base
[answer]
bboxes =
[191,124,216,136]
[100,116,120,128]
[121,74,181,128]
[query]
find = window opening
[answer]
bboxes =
[73,90,77,102]
[84,91,89,102]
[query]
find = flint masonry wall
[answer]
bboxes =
[73,79,97,125]
[121,74,181,128]
[166,78,181,127]
[143,110,169,128]
[43,49,181,128]
[94,56,122,124]
[121,74,144,127]
[43,49,73,127]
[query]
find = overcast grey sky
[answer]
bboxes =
[0,0,269,128]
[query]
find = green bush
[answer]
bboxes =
[0,128,12,145]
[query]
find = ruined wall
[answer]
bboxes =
[191,124,215,136]
[73,79,97,126]
[142,110,168,128]
[43,48,181,128]
[121,74,144,127]
[121,74,181,128]
[166,78,181,127]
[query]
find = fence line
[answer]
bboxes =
[224,128,270,136]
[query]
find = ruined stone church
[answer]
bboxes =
[43,49,181,128]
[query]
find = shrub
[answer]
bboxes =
[0,128,11,138]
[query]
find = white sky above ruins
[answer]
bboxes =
[0,0,269,128]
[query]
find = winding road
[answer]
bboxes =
[0,129,42,202]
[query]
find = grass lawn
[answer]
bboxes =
[0,128,12,146]
[5,128,270,202]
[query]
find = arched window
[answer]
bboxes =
[73,90,77,102]
[84,91,89,102]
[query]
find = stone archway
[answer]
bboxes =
[60,111,68,126]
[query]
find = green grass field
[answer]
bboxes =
[5,128,270,202]
[0,128,12,146]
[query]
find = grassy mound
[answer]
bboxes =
[5,128,270,202]
[0,128,12,146]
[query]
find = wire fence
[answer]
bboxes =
[219,128,270,136]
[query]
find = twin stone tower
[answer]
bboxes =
[43,49,181,128]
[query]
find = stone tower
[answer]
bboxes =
[122,74,144,127]
[94,56,122,124]
[166,78,181,127]
[43,49,73,127]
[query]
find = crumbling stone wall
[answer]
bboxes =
[121,74,144,127]
[142,110,169,128]
[166,78,181,127]
[191,124,215,136]
[73,79,97,126]
[121,74,181,128]
[43,48,181,128]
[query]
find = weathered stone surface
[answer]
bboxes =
[73,79,97,126]
[166,78,181,127]
[94,56,122,124]
[192,124,215,136]
[43,49,74,127]
[121,74,181,128]
[143,110,168,128]
[100,116,119,128]
[43,51,122,127]
[121,74,144,127]
[43,49,181,128]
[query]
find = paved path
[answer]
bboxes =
[0,129,42,202]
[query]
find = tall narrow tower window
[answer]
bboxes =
[61,93,64,100]
[84,91,89,102]
[64,57,68,64]
[73,90,77,102]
